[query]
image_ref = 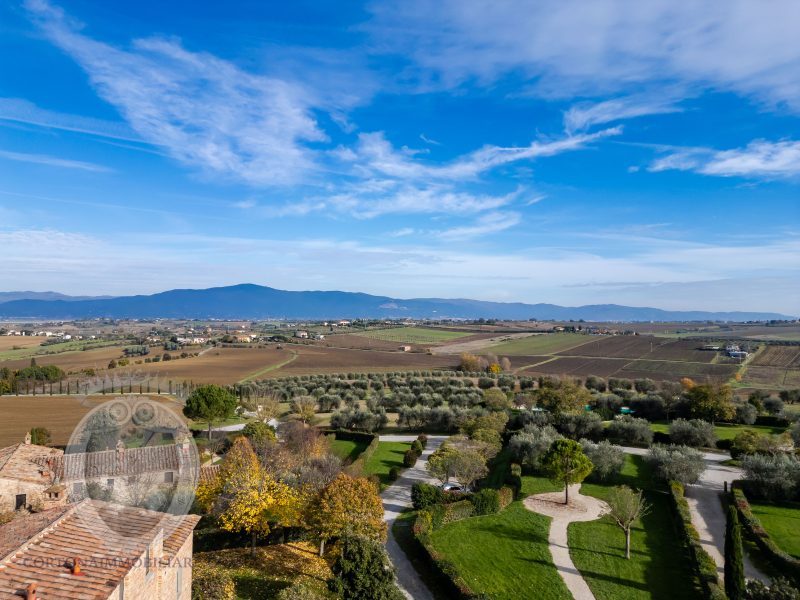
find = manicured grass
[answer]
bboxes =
[362,441,412,487]
[649,421,787,441]
[487,333,592,356]
[429,501,572,600]
[570,455,701,600]
[353,326,471,344]
[749,501,800,559]
[329,437,369,462]
[188,416,251,432]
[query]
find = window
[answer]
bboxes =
[15,494,26,510]
[107,478,115,488]
[164,471,174,483]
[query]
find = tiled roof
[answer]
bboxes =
[44,445,182,482]
[199,464,220,483]
[0,500,200,599]
[0,444,63,484]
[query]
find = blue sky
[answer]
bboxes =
[0,0,799,314]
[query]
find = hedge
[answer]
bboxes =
[754,415,790,428]
[668,481,728,600]
[732,483,800,587]
[498,486,514,510]
[323,429,379,477]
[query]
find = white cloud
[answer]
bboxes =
[0,148,111,172]
[366,0,800,110]
[649,140,800,178]
[25,0,328,186]
[437,211,521,240]
[564,94,684,133]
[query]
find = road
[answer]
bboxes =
[380,434,448,600]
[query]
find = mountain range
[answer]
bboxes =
[0,284,792,322]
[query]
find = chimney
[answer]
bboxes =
[71,557,84,576]
[26,583,36,600]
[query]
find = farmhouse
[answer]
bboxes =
[294,330,309,339]
[0,434,197,512]
[0,499,200,599]
[399,345,412,352]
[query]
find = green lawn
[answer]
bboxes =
[429,501,571,600]
[749,501,800,559]
[328,438,369,462]
[487,333,592,356]
[649,421,787,441]
[569,455,701,600]
[188,416,251,432]
[352,326,471,344]
[362,441,412,488]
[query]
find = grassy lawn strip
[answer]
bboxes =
[749,501,800,559]
[193,542,332,600]
[569,455,702,600]
[649,421,786,441]
[362,441,412,488]
[329,437,369,462]
[238,350,298,382]
[429,499,571,600]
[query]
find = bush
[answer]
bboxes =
[403,449,419,468]
[629,395,667,421]
[329,534,404,600]
[470,489,500,515]
[792,421,800,448]
[764,397,786,416]
[735,403,757,425]
[746,578,800,600]
[192,562,236,600]
[498,486,514,509]
[411,482,443,510]
[417,433,428,448]
[670,419,717,448]
[580,439,625,482]
[411,439,424,454]
[725,505,745,600]
[648,445,705,484]
[741,453,800,501]
[388,466,400,482]
[606,415,654,446]
[276,581,329,600]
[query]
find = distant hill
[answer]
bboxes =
[0,291,113,303]
[0,284,791,322]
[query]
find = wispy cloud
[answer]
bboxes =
[437,211,521,240]
[564,95,684,133]
[366,0,800,111]
[0,148,111,172]
[25,0,328,186]
[649,139,800,178]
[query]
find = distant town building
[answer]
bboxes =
[294,330,309,339]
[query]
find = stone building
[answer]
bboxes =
[0,498,200,599]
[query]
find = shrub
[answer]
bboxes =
[411,439,424,454]
[470,489,500,515]
[417,433,428,448]
[725,505,745,600]
[441,499,476,524]
[764,397,786,416]
[403,449,419,468]
[411,482,443,510]
[498,486,514,509]
[670,419,717,448]
[629,395,667,421]
[192,562,236,600]
[741,453,800,501]
[648,445,705,484]
[276,581,328,600]
[329,534,404,600]
[606,415,654,446]
[745,578,800,600]
[477,377,496,389]
[793,421,800,448]
[735,403,757,425]
[388,466,400,482]
[580,439,625,482]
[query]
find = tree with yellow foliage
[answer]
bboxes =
[213,437,303,556]
[305,473,386,556]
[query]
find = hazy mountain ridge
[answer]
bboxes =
[0,284,792,321]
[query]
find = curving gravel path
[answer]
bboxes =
[380,435,448,600]
[524,484,609,600]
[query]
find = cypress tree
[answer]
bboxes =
[725,504,746,600]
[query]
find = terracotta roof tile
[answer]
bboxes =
[42,445,181,482]
[0,444,63,484]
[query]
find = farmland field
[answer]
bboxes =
[751,345,800,368]
[559,335,672,359]
[267,345,457,375]
[0,394,181,447]
[0,338,124,362]
[2,344,131,373]
[617,359,738,379]
[351,326,472,344]
[520,356,630,377]
[486,333,592,355]
[0,336,43,351]
[741,366,796,389]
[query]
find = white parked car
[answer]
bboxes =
[441,482,465,492]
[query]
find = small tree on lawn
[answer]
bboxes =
[605,485,649,559]
[725,504,746,600]
[329,534,404,600]
[451,449,488,491]
[426,445,460,484]
[542,439,593,504]
[183,384,238,439]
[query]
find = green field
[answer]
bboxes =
[362,441,412,488]
[749,502,800,559]
[0,338,122,361]
[429,493,571,599]
[649,421,787,441]
[487,333,592,356]
[329,437,369,462]
[352,326,471,344]
[569,455,700,600]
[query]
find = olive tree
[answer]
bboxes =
[605,485,649,559]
